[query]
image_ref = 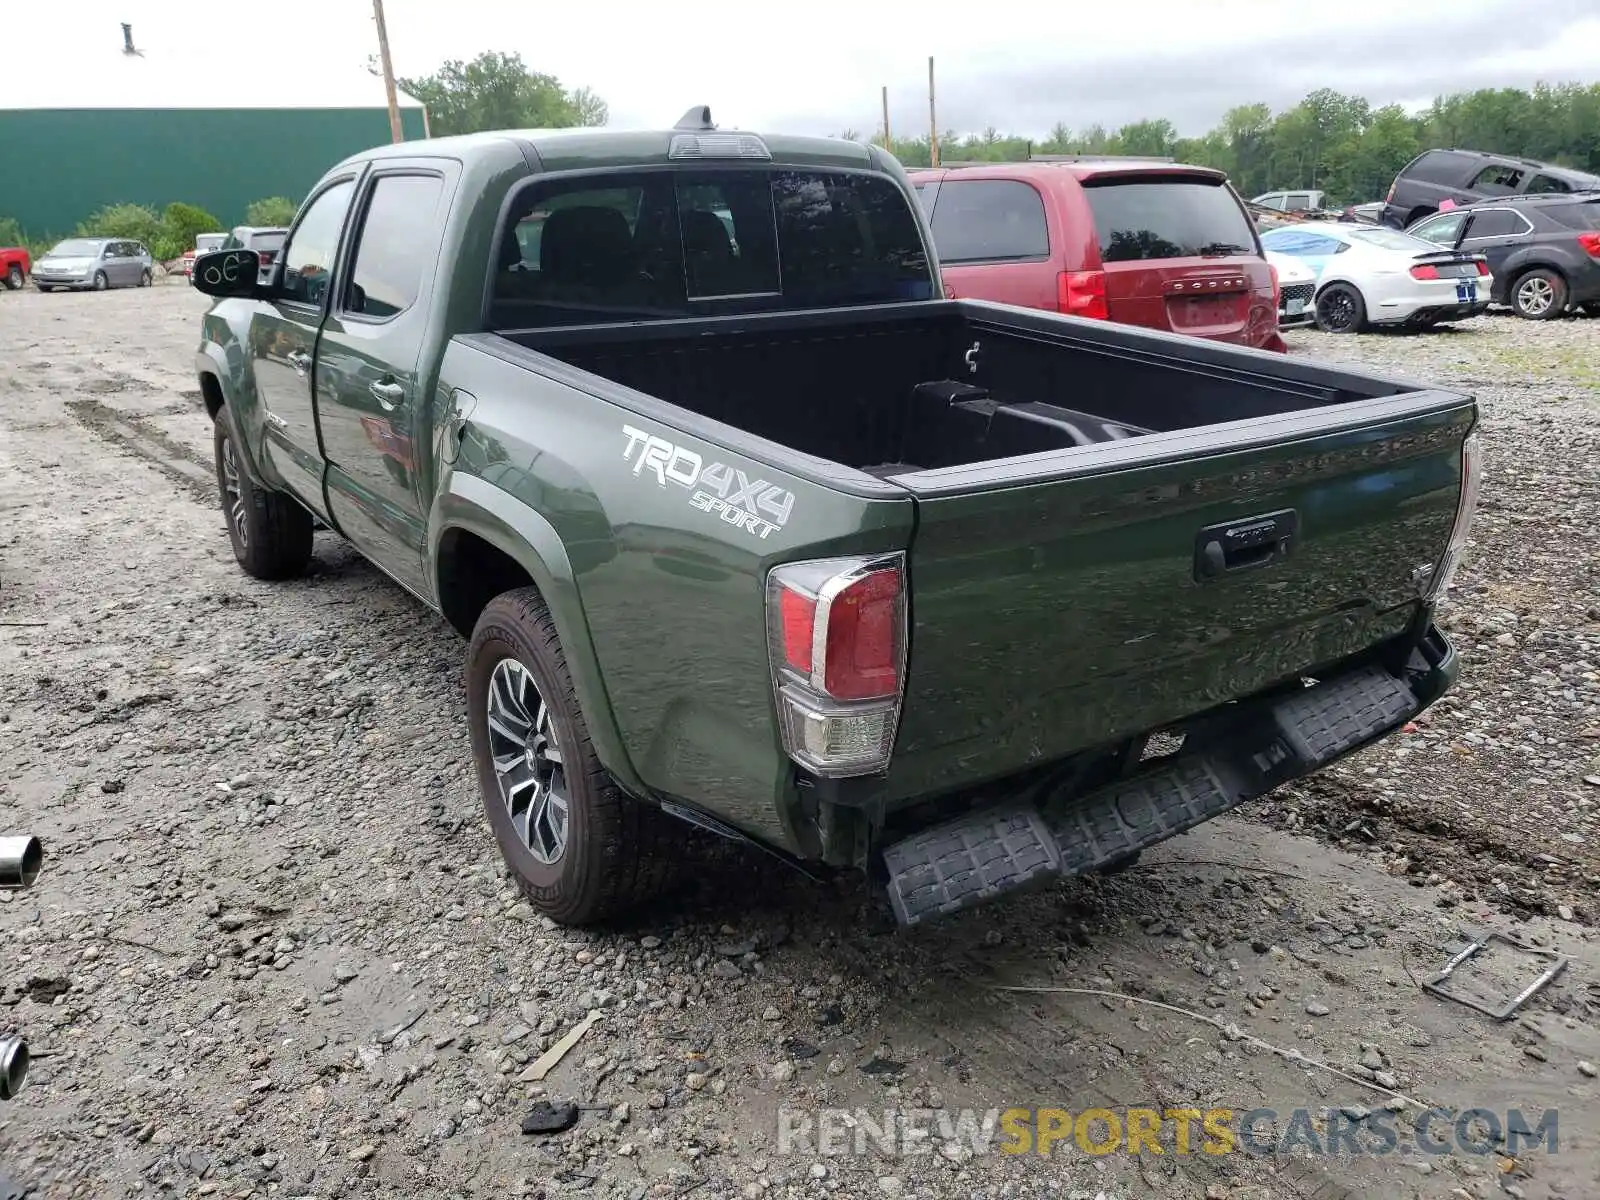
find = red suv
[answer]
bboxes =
[909,161,1286,352]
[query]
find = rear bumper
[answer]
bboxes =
[1376,300,1490,327]
[882,622,1458,927]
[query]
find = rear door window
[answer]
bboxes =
[1525,174,1571,195]
[1410,212,1468,245]
[343,174,446,319]
[1546,201,1600,231]
[925,180,1049,263]
[489,168,933,328]
[1464,209,1530,240]
[1083,178,1258,262]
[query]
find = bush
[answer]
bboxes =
[245,196,298,227]
[74,201,224,261]
[0,216,24,248]
[77,202,164,247]
[157,202,224,260]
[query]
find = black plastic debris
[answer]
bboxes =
[521,1100,580,1136]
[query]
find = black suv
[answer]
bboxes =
[1408,193,1600,320]
[1380,149,1600,230]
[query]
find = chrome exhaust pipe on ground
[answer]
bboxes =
[0,1037,27,1101]
[0,836,42,889]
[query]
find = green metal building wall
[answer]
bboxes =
[0,106,427,237]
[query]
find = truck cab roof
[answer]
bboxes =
[333,125,883,176]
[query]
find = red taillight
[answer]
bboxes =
[779,588,816,673]
[1410,264,1441,280]
[1057,270,1108,319]
[1385,181,1396,203]
[1578,231,1600,258]
[766,555,908,777]
[1475,260,1490,277]
[821,568,902,700]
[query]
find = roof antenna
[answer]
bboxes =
[121,23,143,56]
[673,106,715,132]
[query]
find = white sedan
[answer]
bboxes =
[1258,222,1493,333]
[1266,250,1317,327]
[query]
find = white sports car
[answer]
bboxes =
[1258,222,1492,333]
[1266,250,1317,327]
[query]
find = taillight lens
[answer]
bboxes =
[1410,264,1441,280]
[1475,260,1490,277]
[766,554,908,778]
[1424,430,1483,601]
[1577,231,1600,258]
[1385,180,1396,203]
[1057,270,1108,319]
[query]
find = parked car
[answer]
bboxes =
[1406,192,1600,320]
[1259,222,1491,333]
[0,245,29,290]
[1341,202,1386,224]
[1253,189,1326,213]
[1380,148,1600,231]
[1265,250,1316,326]
[908,160,1285,352]
[32,238,155,291]
[188,114,1476,930]
[183,232,230,280]
[219,226,288,279]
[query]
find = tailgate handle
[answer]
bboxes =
[1195,509,1298,581]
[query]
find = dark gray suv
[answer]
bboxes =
[1380,149,1600,231]
[1408,192,1600,320]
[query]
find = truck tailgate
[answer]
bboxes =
[883,394,1474,801]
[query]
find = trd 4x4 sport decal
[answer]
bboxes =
[620,424,795,540]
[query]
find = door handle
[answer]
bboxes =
[369,380,405,411]
[1194,509,1299,582]
[286,350,312,375]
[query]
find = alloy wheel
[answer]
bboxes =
[1516,276,1555,317]
[220,435,248,548]
[485,658,569,865]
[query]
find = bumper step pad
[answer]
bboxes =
[883,664,1420,928]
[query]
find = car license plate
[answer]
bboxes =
[1456,281,1477,303]
[1285,298,1306,316]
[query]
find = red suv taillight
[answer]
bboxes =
[1057,270,1108,319]
[766,554,907,777]
[1578,231,1600,259]
[1475,260,1491,276]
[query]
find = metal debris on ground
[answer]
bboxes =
[1421,930,1569,1021]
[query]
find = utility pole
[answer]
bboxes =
[372,0,404,143]
[881,85,891,149]
[927,57,939,168]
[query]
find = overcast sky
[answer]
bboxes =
[26,0,1600,138]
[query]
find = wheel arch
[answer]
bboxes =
[431,474,643,796]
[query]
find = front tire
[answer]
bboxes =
[212,405,313,580]
[4,265,21,290]
[140,269,152,287]
[1314,283,1366,334]
[1510,268,1566,320]
[467,588,679,926]
[92,271,108,291]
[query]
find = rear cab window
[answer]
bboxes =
[924,179,1050,263]
[489,168,933,329]
[1081,176,1259,262]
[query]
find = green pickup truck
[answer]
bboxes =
[191,109,1482,929]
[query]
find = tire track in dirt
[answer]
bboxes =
[63,396,216,506]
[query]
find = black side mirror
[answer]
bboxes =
[192,249,265,298]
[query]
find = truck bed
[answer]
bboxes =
[502,300,1416,482]
[489,299,1473,809]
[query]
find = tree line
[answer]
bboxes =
[855,82,1600,206]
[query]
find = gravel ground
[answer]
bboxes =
[1,285,1597,1200]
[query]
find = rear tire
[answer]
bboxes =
[1509,268,1566,320]
[1314,283,1366,334]
[4,265,21,290]
[140,269,152,287]
[467,588,680,926]
[212,404,313,580]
